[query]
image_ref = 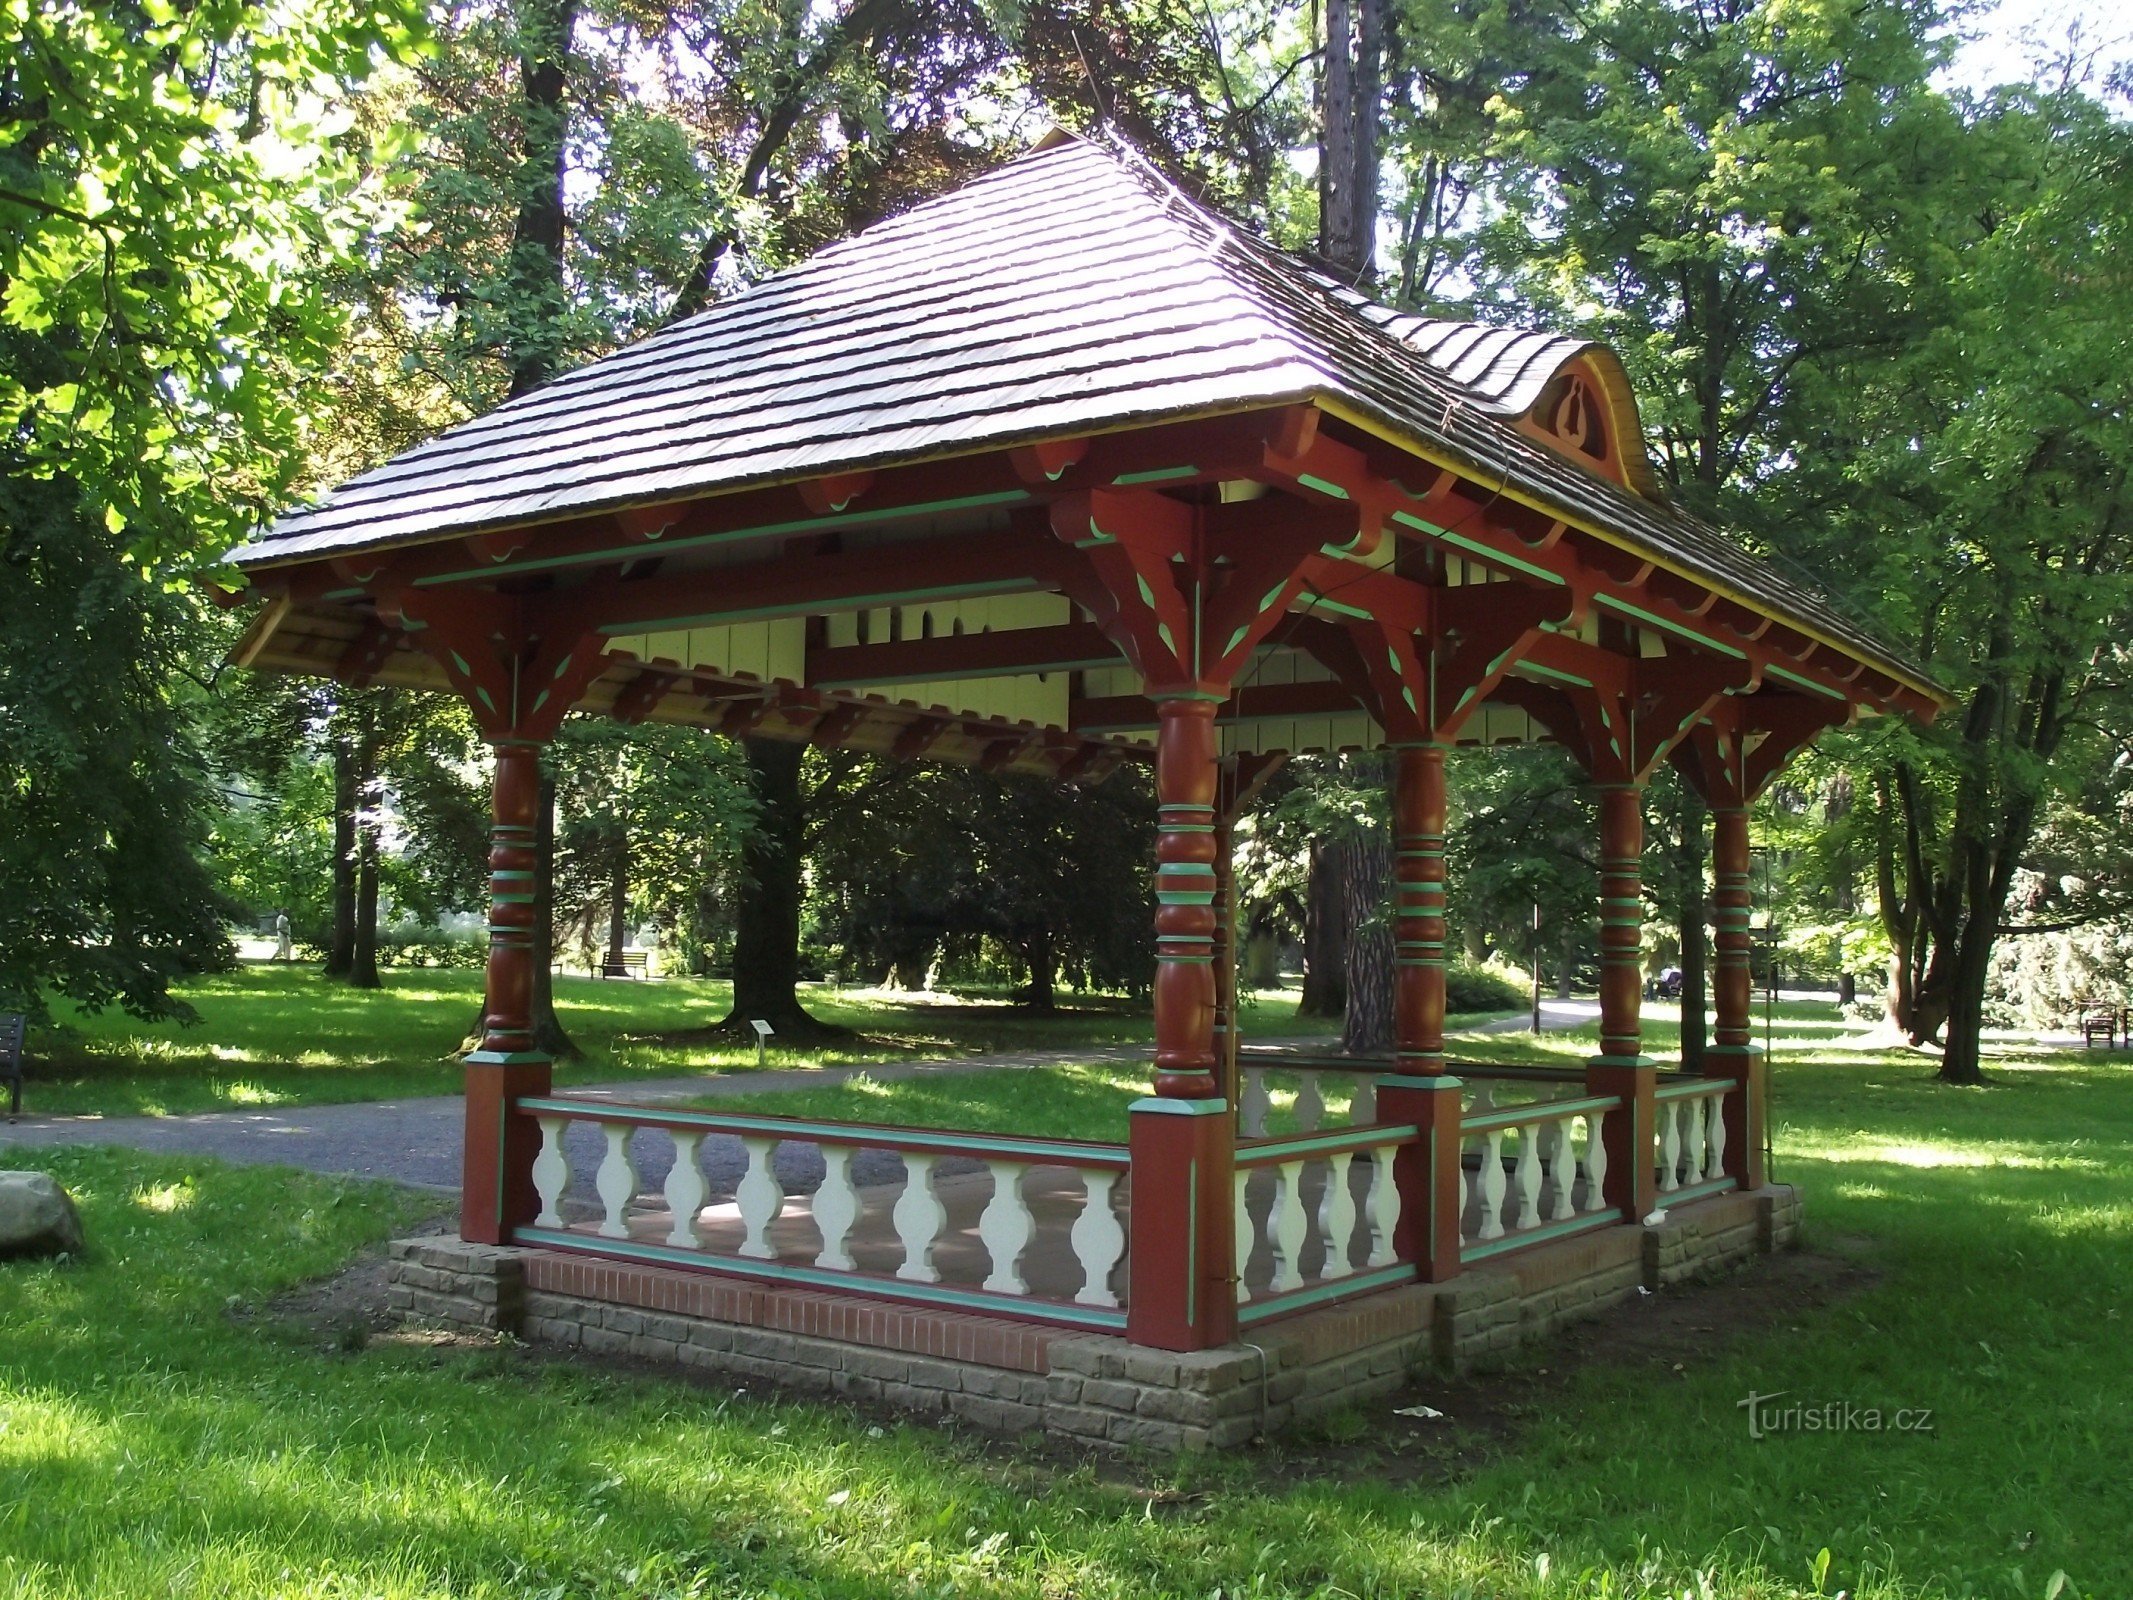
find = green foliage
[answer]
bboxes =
[1442,959,1525,1013]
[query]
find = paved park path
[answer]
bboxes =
[0,1004,1603,1201]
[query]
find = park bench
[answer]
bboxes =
[2,1013,24,1122]
[2078,998,2123,1049]
[597,949,650,980]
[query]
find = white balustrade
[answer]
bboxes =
[595,1124,639,1239]
[1461,1104,1618,1247]
[978,1162,1035,1295]
[519,1107,1130,1315]
[735,1137,785,1259]
[664,1133,707,1249]
[1658,1100,1683,1193]
[1233,1170,1255,1304]
[1363,1142,1401,1267]
[1705,1091,1728,1181]
[533,1115,569,1228]
[1294,1075,1326,1133]
[1317,1149,1357,1280]
[892,1153,945,1283]
[1238,1065,1388,1137]
[1240,1069,1271,1137]
[1071,1169,1126,1308]
[1268,1160,1309,1293]
[813,1146,859,1270]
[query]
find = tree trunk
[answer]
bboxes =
[1297,840,1348,1018]
[325,730,357,976]
[720,737,840,1036]
[504,0,578,400]
[350,814,382,990]
[1937,909,1997,1085]
[604,829,629,972]
[1317,0,1382,284]
[1678,794,1707,1070]
[1023,926,1058,1013]
[1339,830,1394,1053]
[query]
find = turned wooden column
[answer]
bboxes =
[1210,817,1238,1102]
[1586,781,1656,1220]
[462,739,553,1245]
[1709,803,1764,1187]
[1392,743,1449,1077]
[1128,696,1236,1350]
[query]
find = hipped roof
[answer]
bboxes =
[239,131,1933,700]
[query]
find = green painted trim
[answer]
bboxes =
[466,1050,551,1066]
[1397,513,1567,587]
[1129,1097,1229,1117]
[1592,594,1747,660]
[1462,1094,1622,1133]
[1236,1261,1417,1324]
[1766,662,1847,700]
[1296,473,1351,500]
[1113,465,1199,485]
[1653,1077,1731,1102]
[599,577,1045,633]
[1665,1175,1740,1205]
[512,1096,1130,1167]
[1379,1074,1463,1090]
[1459,1211,1621,1262]
[1586,1054,1657,1069]
[1238,1124,1420,1164]
[413,490,1033,587]
[1517,660,1595,690]
[510,1227,1129,1330]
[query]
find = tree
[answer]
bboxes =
[0,0,421,1021]
[1807,90,2133,1082]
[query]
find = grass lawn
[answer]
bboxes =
[23,964,1316,1118]
[3,1012,2127,1597]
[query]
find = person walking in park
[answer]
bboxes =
[274,910,293,963]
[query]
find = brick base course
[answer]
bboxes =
[388,1183,1803,1450]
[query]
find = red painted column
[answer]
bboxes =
[1586,782,1656,1220]
[1709,804,1764,1188]
[461,739,553,1245]
[1210,818,1238,1103]
[1127,697,1237,1351]
[1375,1076,1464,1281]
[1392,743,1448,1077]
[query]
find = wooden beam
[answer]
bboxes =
[807,621,1118,688]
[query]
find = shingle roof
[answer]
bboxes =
[238,132,1930,697]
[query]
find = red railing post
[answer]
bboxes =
[1126,697,1237,1350]
[1376,1075,1464,1280]
[1586,782,1657,1220]
[462,739,552,1245]
[1708,803,1764,1188]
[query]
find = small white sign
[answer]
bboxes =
[750,1019,774,1039]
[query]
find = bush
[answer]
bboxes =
[1444,962,1527,1014]
[375,929,486,970]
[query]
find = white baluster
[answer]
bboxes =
[1269,1160,1308,1292]
[979,1161,1035,1295]
[1582,1109,1611,1212]
[1349,1078,1378,1125]
[1460,1134,1480,1244]
[735,1136,785,1259]
[1318,1150,1357,1279]
[1233,1169,1254,1303]
[532,1116,569,1228]
[1705,1091,1728,1182]
[664,1132,707,1249]
[813,1146,859,1271]
[1682,1094,1707,1188]
[1295,1073,1325,1132]
[1467,1084,1497,1118]
[1512,1123,1542,1231]
[1477,1129,1507,1241]
[1072,1168,1126,1308]
[1240,1069,1271,1137]
[1659,1101,1682,1193]
[1364,1143,1402,1267]
[1547,1115,1577,1222]
[893,1153,945,1283]
[595,1124,638,1239]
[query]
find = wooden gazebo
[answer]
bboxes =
[228,132,1940,1442]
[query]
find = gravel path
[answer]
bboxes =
[0,1010,1609,1201]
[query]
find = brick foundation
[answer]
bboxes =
[388,1183,1802,1450]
